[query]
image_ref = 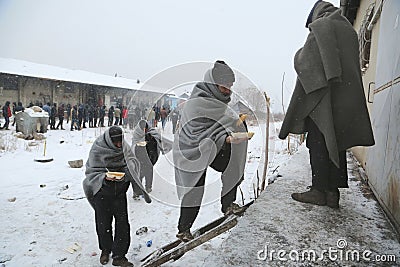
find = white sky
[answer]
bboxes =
[0,0,337,108]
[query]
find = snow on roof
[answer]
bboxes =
[0,57,165,94]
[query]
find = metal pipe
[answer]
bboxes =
[340,0,349,16]
[367,0,384,31]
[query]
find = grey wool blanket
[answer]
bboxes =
[173,69,248,199]
[279,1,374,167]
[131,119,173,155]
[83,127,151,207]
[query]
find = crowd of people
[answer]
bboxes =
[0,100,181,134]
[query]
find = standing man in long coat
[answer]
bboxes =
[279,1,375,208]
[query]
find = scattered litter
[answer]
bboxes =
[58,257,67,263]
[39,184,46,188]
[65,242,81,254]
[61,184,69,191]
[91,252,97,256]
[68,159,83,168]
[136,226,148,235]
[146,240,152,247]
[7,197,16,202]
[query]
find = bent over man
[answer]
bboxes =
[173,61,249,242]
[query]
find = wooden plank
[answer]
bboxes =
[142,216,238,267]
[141,200,254,266]
[141,215,228,263]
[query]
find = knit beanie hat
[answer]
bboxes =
[109,126,123,143]
[306,0,322,28]
[211,60,235,86]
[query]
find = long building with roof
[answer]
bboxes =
[0,57,167,109]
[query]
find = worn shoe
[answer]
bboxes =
[224,203,247,216]
[99,250,110,265]
[112,256,134,267]
[132,193,141,200]
[326,189,340,209]
[291,187,326,206]
[176,230,194,242]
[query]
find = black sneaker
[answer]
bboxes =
[291,187,326,206]
[176,230,194,242]
[112,256,133,267]
[99,250,110,265]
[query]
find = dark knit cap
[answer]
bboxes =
[306,0,322,28]
[109,126,123,143]
[211,60,235,86]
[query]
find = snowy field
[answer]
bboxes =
[0,118,286,267]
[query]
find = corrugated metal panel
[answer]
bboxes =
[366,0,400,231]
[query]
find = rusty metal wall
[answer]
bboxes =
[366,0,400,231]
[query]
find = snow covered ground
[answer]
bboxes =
[0,118,282,266]
[205,146,400,266]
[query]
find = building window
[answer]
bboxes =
[359,3,375,74]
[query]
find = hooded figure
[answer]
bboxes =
[279,1,375,208]
[173,60,249,242]
[83,126,149,266]
[131,119,173,196]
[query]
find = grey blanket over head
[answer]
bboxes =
[279,1,374,167]
[83,127,151,207]
[131,119,173,155]
[173,69,248,199]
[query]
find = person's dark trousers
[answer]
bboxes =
[92,186,130,258]
[133,146,154,194]
[2,117,10,129]
[114,117,120,125]
[99,117,104,127]
[56,116,64,129]
[306,118,348,191]
[172,119,178,134]
[49,117,55,129]
[178,144,241,232]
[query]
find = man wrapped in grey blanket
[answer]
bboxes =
[173,60,250,242]
[83,126,150,266]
